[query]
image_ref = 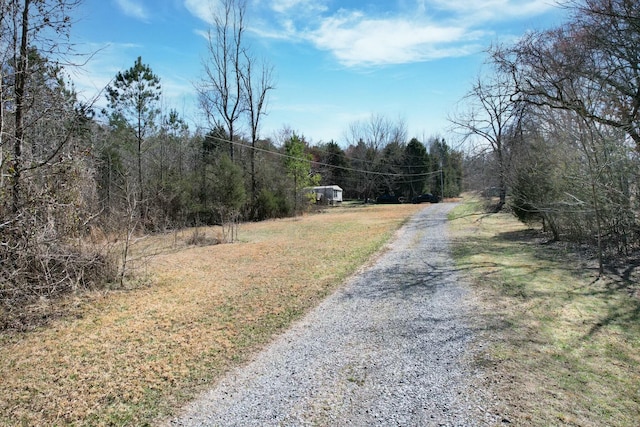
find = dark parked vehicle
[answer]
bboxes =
[376,194,403,204]
[412,193,439,204]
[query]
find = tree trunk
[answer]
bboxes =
[137,114,144,221]
[251,143,256,209]
[495,148,507,212]
[12,0,30,213]
[293,173,298,214]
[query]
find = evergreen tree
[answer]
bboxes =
[378,140,405,196]
[105,56,161,222]
[403,138,429,198]
[319,141,350,190]
[284,134,319,214]
[429,138,463,199]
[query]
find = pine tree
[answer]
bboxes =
[105,56,161,222]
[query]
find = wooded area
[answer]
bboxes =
[454,0,640,273]
[0,0,461,329]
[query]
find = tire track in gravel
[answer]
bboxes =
[167,203,496,426]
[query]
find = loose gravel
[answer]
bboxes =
[167,203,497,426]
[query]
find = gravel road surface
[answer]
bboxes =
[168,203,496,426]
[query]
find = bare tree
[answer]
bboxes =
[197,0,247,161]
[344,114,406,201]
[1,0,86,221]
[0,0,116,328]
[450,70,522,210]
[0,0,9,191]
[241,50,274,210]
[1,0,81,212]
[494,0,640,150]
[486,0,640,264]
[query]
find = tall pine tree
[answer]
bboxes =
[105,56,161,222]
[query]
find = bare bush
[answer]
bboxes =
[186,227,220,246]
[0,219,116,330]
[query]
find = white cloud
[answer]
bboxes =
[271,0,304,13]
[114,0,149,21]
[308,12,484,66]
[270,0,327,14]
[427,0,556,22]
[186,0,559,68]
[183,0,218,24]
[193,28,209,41]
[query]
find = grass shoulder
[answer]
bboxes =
[449,196,640,426]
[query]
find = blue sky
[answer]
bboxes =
[70,0,567,146]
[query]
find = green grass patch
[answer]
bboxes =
[449,196,640,426]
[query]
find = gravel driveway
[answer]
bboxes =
[168,203,496,426]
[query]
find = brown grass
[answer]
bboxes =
[449,196,640,426]
[0,204,422,426]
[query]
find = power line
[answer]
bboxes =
[210,135,443,178]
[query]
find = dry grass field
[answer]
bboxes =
[0,203,422,426]
[449,197,640,426]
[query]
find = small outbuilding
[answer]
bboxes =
[309,185,343,205]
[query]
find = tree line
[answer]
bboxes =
[453,0,639,272]
[0,0,461,328]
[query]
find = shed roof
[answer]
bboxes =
[311,185,343,191]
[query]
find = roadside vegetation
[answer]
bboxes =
[449,196,640,426]
[0,0,463,335]
[0,204,421,426]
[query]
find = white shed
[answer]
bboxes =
[310,185,343,205]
